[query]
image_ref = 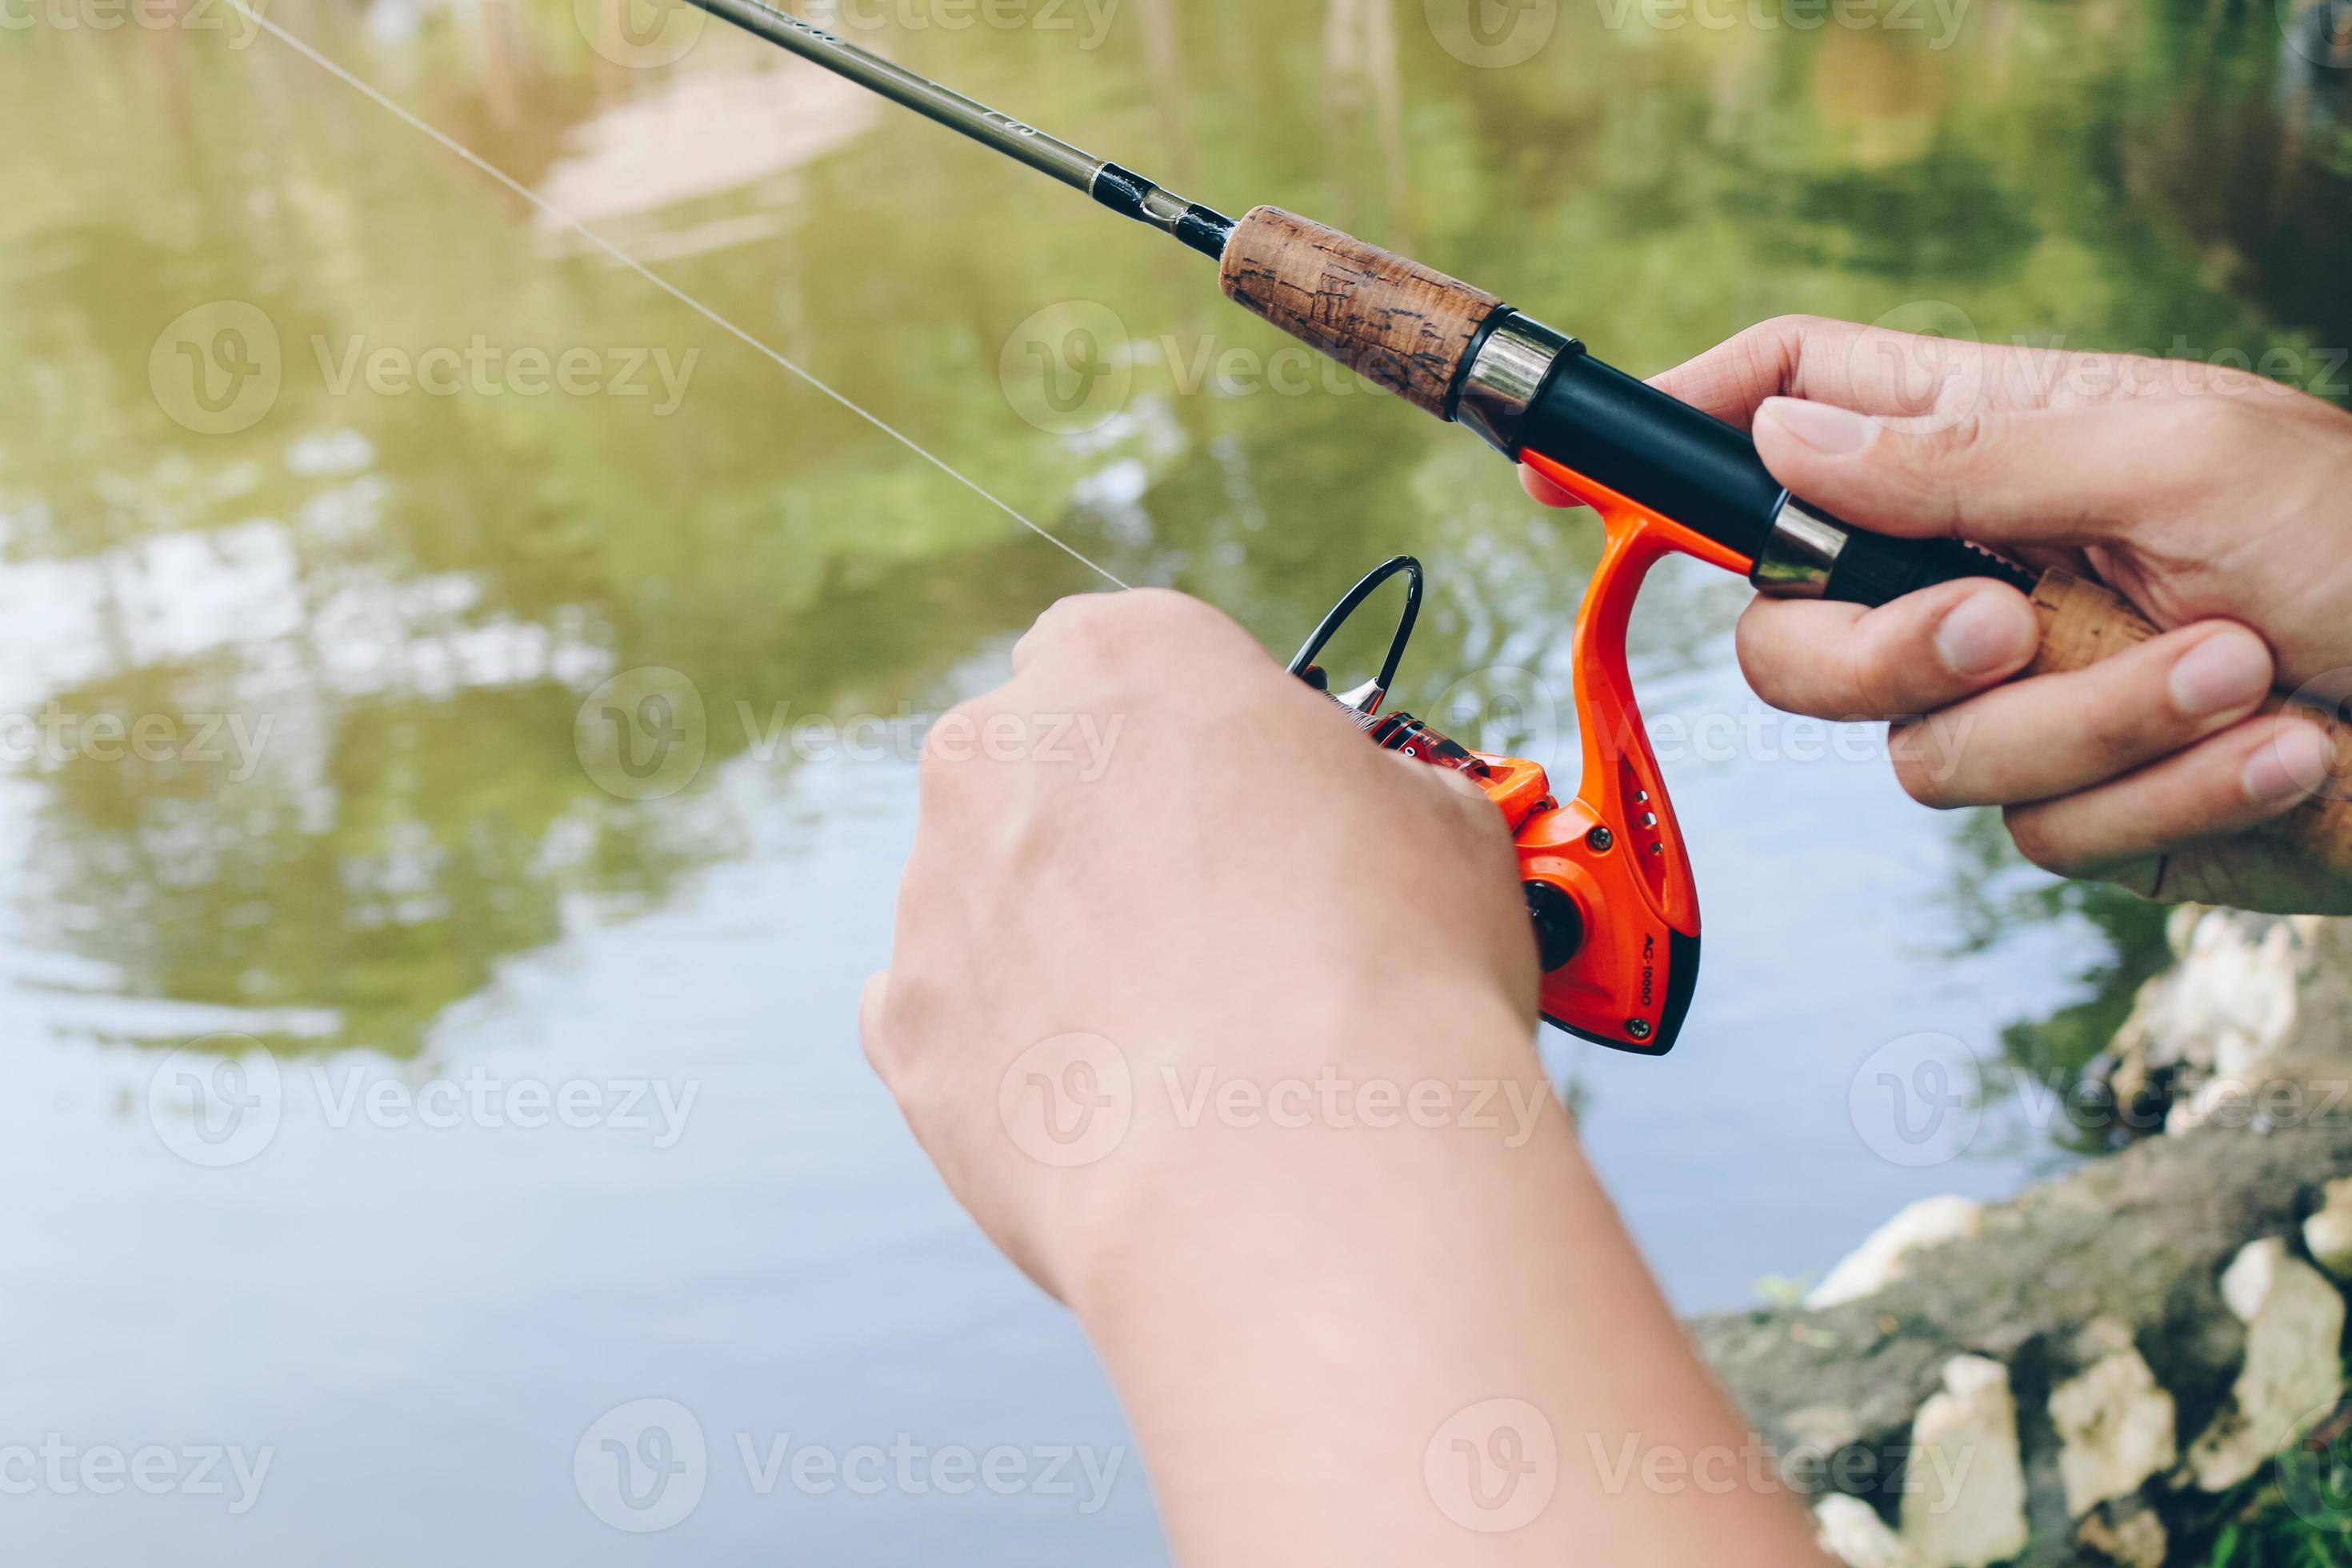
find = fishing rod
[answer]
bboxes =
[686,0,2352,1054]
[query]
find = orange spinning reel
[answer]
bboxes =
[1293,458,1738,1056]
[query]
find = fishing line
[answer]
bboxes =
[217,0,1131,590]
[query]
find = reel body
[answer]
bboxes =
[1293,456,1723,1055]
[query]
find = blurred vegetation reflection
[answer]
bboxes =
[0,0,2343,1060]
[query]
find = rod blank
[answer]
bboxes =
[678,0,1108,193]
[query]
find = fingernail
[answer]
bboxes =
[1760,397,1880,456]
[1935,590,2038,678]
[2245,723,2335,808]
[2170,630,2273,718]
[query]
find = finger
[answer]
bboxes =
[1747,394,2236,550]
[1735,578,2041,720]
[1521,462,1581,510]
[1648,315,2026,430]
[1008,590,1125,677]
[2002,716,2335,877]
[1888,623,2279,810]
[858,970,891,1064]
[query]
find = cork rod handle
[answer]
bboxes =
[1218,207,1499,417]
[2027,572,2352,875]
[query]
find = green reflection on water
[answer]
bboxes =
[0,0,2342,1058]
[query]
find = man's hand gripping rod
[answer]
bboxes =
[682,0,2352,1053]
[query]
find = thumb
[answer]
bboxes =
[1751,394,2223,548]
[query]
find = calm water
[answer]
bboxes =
[2,0,2346,1559]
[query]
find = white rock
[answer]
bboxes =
[1899,1355,2029,1568]
[2048,1322,2177,1517]
[2304,1177,2352,1282]
[1816,1493,1914,1568]
[2076,1499,2168,1568]
[2187,1238,2347,1490]
[1808,1198,1985,1310]
[2114,910,2302,1084]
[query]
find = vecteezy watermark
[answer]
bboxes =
[574,0,1122,69]
[573,1398,1128,1533]
[998,1034,1134,1167]
[1425,1399,1559,1533]
[998,302,1400,437]
[148,1036,284,1169]
[576,1400,707,1534]
[1425,0,1562,67]
[574,0,703,68]
[2275,673,2352,805]
[1430,1413,1989,1535]
[571,668,1128,802]
[1586,1430,1981,1513]
[994,1035,1560,1169]
[0,706,274,781]
[147,1041,702,1169]
[310,337,698,414]
[150,302,282,437]
[0,0,265,45]
[0,1437,274,1514]
[802,0,1125,48]
[2277,0,2352,69]
[1847,1030,2352,1166]
[1849,1032,1987,1168]
[1592,0,1970,48]
[2279,1397,2352,1535]
[1162,1067,1554,1150]
[1838,305,2352,435]
[735,1431,1126,1512]
[149,302,701,435]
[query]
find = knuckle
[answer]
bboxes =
[2002,804,2074,874]
[918,698,989,783]
[2074,678,2170,763]
[1924,408,1995,468]
[1888,722,1961,808]
[1031,589,1230,670]
[1757,312,1829,346]
[1734,602,1806,708]
[1844,637,1906,723]
[2155,393,2253,461]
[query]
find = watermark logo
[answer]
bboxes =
[147,1035,283,1169]
[0,0,266,46]
[1846,302,1984,434]
[574,0,703,67]
[2278,0,2352,68]
[1425,1398,1559,1532]
[2280,1398,2352,1534]
[0,705,274,781]
[1001,301,1133,436]
[0,1437,274,1513]
[801,0,1125,48]
[737,1432,1126,1508]
[1849,1031,1984,1167]
[575,667,709,802]
[1590,0,1971,47]
[998,1033,1134,1167]
[1426,0,1560,66]
[1427,666,1569,764]
[576,1398,709,1533]
[150,302,282,436]
[150,1054,702,1166]
[2274,676,2352,804]
[310,336,698,414]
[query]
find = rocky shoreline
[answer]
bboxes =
[1704,910,2352,1566]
